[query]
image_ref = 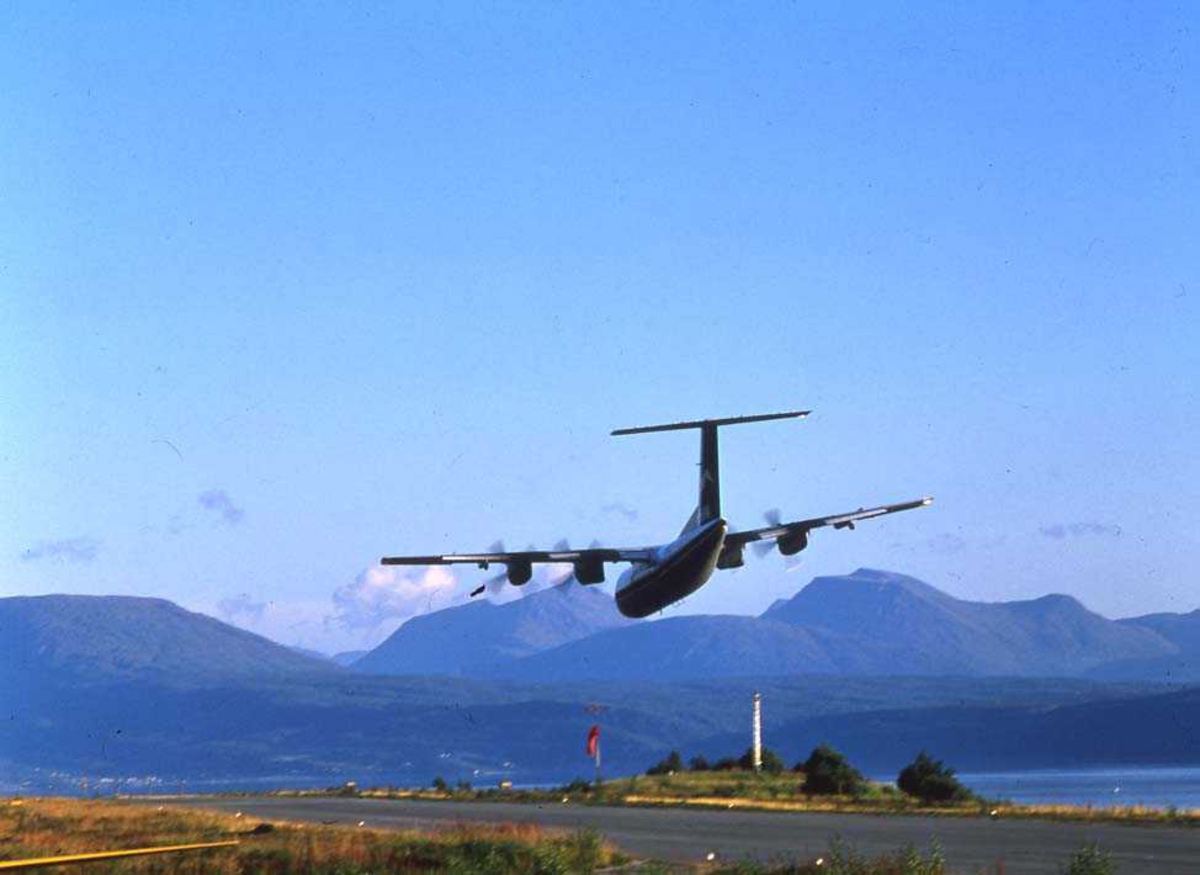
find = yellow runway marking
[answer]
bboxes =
[0,840,239,870]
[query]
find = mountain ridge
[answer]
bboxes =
[353,580,633,676]
[3,586,1196,793]
[426,568,1183,682]
[0,594,337,687]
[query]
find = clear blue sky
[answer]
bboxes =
[3,3,1197,652]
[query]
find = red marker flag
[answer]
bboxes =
[585,724,600,759]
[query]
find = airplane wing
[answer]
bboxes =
[725,497,933,551]
[381,546,655,567]
[382,544,656,595]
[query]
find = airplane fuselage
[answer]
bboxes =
[615,518,727,618]
[381,411,930,620]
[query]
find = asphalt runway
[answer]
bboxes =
[161,796,1200,873]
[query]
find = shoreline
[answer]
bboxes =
[119,780,1200,828]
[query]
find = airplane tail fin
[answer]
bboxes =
[612,411,809,531]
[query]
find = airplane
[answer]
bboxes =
[381,411,932,618]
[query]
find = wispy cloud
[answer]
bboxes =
[601,502,639,521]
[206,594,333,652]
[217,593,268,624]
[887,532,966,556]
[926,533,967,555]
[1039,522,1122,540]
[21,537,101,563]
[198,489,244,525]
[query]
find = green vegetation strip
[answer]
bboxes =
[337,748,1200,828]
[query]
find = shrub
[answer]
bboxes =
[1061,843,1116,875]
[689,755,711,772]
[712,756,740,772]
[737,746,785,774]
[824,837,947,875]
[431,776,448,793]
[798,744,865,796]
[646,750,684,775]
[897,752,971,804]
[559,778,592,794]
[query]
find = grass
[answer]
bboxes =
[0,797,623,873]
[608,770,1200,825]
[3,796,1126,874]
[707,838,950,874]
[338,769,1200,827]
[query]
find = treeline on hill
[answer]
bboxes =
[646,746,971,804]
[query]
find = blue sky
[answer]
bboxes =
[2,3,1197,653]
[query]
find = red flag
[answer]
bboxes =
[585,724,600,759]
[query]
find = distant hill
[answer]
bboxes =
[1089,610,1200,681]
[502,615,836,681]
[0,590,1190,792]
[467,569,1178,682]
[331,650,367,666]
[761,568,1174,677]
[0,595,337,688]
[354,580,632,676]
[696,684,1200,774]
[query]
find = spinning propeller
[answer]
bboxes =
[469,541,510,598]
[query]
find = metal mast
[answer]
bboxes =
[752,691,763,772]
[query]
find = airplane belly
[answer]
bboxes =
[616,522,726,618]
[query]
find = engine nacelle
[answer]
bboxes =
[716,545,744,569]
[777,530,809,556]
[506,560,533,586]
[574,556,605,584]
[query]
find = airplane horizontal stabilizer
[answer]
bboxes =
[611,410,809,436]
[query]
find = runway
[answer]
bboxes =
[158,795,1200,873]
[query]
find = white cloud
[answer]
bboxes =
[205,561,584,655]
[327,564,464,637]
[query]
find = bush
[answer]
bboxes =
[646,750,684,775]
[897,752,971,804]
[559,777,592,794]
[689,755,711,772]
[431,776,448,792]
[712,756,740,772]
[822,837,947,875]
[798,744,865,796]
[737,746,785,774]
[1061,843,1116,875]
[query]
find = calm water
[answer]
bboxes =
[952,767,1200,809]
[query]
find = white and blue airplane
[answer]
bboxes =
[382,411,932,618]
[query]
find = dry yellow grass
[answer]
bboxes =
[619,791,1200,825]
[0,797,622,873]
[338,770,1200,827]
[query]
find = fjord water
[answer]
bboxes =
[955,767,1200,809]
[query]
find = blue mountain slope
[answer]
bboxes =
[0,588,1187,791]
[758,568,1174,677]
[0,594,337,687]
[353,580,632,676]
[476,569,1178,681]
[497,615,836,681]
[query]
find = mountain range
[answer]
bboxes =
[350,568,1198,682]
[7,569,1200,793]
[354,579,631,676]
[0,595,336,689]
